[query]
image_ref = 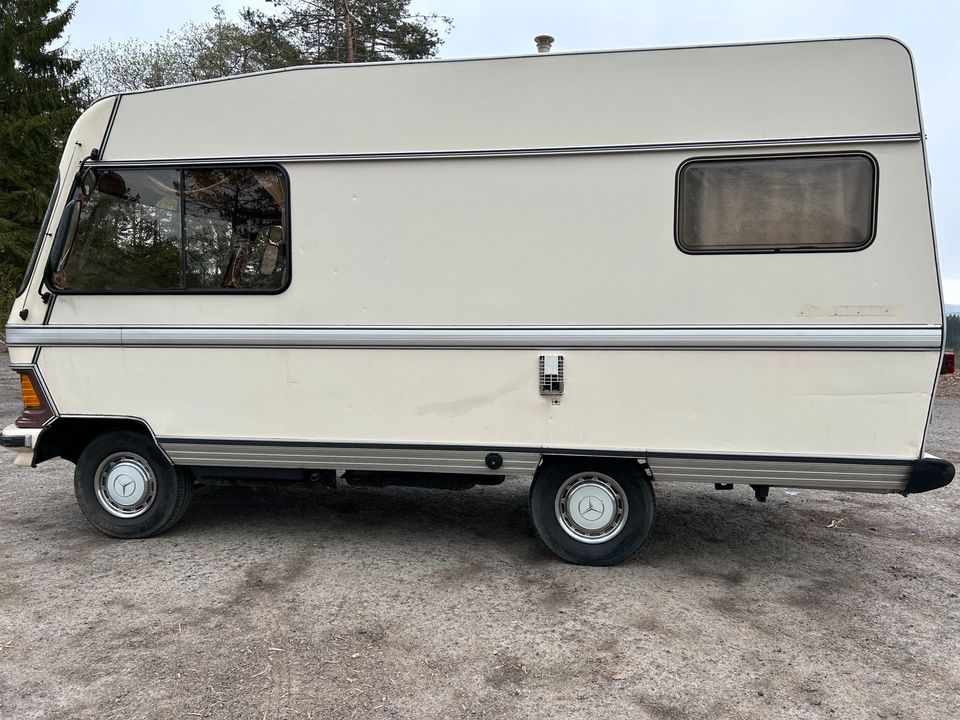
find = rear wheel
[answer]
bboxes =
[530,458,655,565]
[74,430,192,538]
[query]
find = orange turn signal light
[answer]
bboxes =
[15,369,52,429]
[20,373,41,408]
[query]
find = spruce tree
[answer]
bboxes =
[0,0,84,326]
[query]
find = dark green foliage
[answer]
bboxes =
[946,313,960,351]
[243,0,451,64]
[0,0,84,331]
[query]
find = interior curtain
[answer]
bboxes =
[253,170,286,229]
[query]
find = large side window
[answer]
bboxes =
[52,165,288,292]
[676,154,876,253]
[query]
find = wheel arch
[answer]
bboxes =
[537,453,649,476]
[34,416,166,465]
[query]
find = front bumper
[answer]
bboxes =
[1,424,40,466]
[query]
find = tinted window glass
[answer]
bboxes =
[56,168,181,290]
[677,155,876,252]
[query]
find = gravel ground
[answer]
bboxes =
[934,369,960,397]
[1,369,958,720]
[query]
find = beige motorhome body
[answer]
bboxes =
[2,37,954,565]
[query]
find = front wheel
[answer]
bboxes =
[530,458,655,566]
[74,430,193,538]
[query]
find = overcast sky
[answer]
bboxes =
[67,0,960,302]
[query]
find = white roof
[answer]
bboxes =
[96,37,920,162]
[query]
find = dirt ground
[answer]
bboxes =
[0,370,958,720]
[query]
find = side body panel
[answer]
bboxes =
[4,39,946,492]
[38,347,938,460]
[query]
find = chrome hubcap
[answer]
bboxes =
[555,472,628,544]
[95,453,157,518]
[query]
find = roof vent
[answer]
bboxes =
[535,35,554,53]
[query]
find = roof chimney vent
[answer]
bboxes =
[535,35,554,53]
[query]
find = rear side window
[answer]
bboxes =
[676,154,876,253]
[52,165,288,292]
[184,168,286,290]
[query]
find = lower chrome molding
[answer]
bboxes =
[160,441,542,476]
[646,455,912,492]
[158,438,915,492]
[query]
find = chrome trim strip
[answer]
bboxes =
[160,443,541,476]
[4,324,943,350]
[7,326,122,346]
[157,437,913,492]
[97,96,121,160]
[647,456,911,492]
[90,133,919,166]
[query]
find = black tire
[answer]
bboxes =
[73,430,192,539]
[529,458,655,566]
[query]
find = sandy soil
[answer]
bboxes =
[1,370,958,719]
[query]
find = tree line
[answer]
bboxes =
[81,1,451,99]
[0,0,451,332]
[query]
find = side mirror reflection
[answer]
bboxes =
[48,199,80,282]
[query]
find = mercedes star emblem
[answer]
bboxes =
[114,477,135,497]
[578,495,604,521]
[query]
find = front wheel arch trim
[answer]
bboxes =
[33,415,166,466]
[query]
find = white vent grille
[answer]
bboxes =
[539,355,564,395]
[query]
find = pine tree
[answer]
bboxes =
[0,0,84,325]
[243,0,451,65]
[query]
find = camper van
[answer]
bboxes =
[1,37,954,565]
